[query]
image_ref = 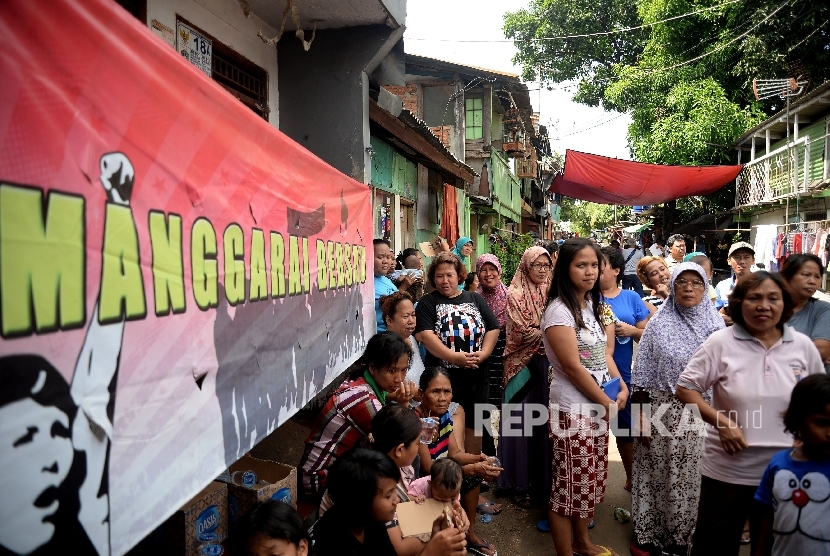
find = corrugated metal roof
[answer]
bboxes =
[396,108,477,177]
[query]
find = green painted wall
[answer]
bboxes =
[490,150,522,222]
[763,119,828,185]
[370,136,418,200]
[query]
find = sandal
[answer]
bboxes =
[467,539,498,556]
[476,501,502,515]
[514,493,533,509]
[536,519,551,532]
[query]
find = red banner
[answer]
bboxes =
[0,1,373,554]
[551,149,743,205]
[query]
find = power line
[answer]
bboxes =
[584,0,792,85]
[788,18,828,53]
[551,113,626,140]
[405,0,743,43]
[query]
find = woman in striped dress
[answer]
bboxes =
[416,366,502,556]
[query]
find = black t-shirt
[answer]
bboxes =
[311,506,397,556]
[414,291,500,367]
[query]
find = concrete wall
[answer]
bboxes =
[146,0,280,128]
[278,25,404,183]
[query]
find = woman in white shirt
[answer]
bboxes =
[542,238,628,556]
[379,291,425,385]
[676,271,824,555]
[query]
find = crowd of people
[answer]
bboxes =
[230,233,830,556]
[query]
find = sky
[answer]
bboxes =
[403,0,633,160]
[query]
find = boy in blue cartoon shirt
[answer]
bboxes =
[754,374,830,556]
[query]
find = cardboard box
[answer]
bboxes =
[395,499,449,539]
[161,481,228,556]
[226,454,297,524]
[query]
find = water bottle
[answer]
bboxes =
[615,318,631,345]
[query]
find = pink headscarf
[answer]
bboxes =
[503,247,551,386]
[475,254,509,328]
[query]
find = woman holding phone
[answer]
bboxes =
[542,238,627,556]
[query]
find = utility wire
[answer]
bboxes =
[788,19,828,52]
[551,113,625,140]
[406,0,743,43]
[584,0,792,85]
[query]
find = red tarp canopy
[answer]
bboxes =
[550,150,743,205]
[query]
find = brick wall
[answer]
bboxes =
[429,125,452,149]
[383,84,418,115]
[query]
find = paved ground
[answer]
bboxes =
[253,419,753,556]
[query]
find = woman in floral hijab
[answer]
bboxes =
[497,246,552,507]
[630,261,724,555]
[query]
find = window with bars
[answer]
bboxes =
[465,98,482,140]
[212,47,269,121]
[174,17,269,121]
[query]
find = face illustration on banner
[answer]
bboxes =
[0,153,132,555]
[0,364,74,554]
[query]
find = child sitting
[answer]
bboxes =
[754,374,830,556]
[311,448,403,556]
[408,458,463,504]
[230,500,309,556]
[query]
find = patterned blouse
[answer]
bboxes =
[424,402,459,461]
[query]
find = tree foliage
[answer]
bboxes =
[492,233,535,285]
[505,0,830,227]
[560,198,632,236]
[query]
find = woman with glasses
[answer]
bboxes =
[542,238,627,556]
[636,256,671,310]
[599,247,653,494]
[629,262,724,556]
[676,271,824,555]
[498,246,553,508]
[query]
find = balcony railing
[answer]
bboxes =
[735,132,830,208]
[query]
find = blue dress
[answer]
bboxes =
[374,275,398,332]
[604,289,650,437]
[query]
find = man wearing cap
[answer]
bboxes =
[715,241,755,324]
[664,234,687,270]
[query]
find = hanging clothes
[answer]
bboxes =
[753,225,778,270]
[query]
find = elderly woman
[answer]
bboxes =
[417,366,502,556]
[780,253,830,373]
[636,255,670,310]
[498,246,552,507]
[676,271,825,555]
[629,262,724,555]
[415,252,500,455]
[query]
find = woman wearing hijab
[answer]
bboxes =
[476,254,510,413]
[498,246,552,508]
[629,262,724,556]
[451,237,474,268]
